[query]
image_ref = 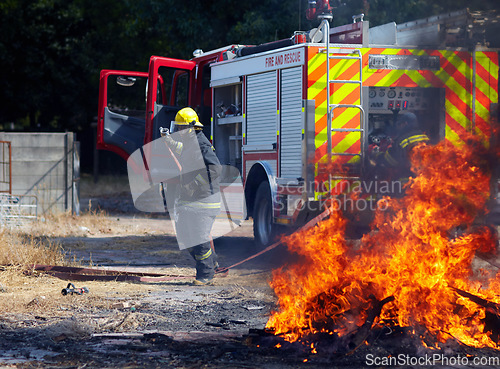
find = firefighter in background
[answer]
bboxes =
[161,107,222,285]
[372,112,430,187]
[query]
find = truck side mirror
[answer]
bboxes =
[117,76,137,87]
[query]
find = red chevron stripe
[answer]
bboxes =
[315,141,327,161]
[331,141,362,167]
[445,112,469,140]
[332,85,360,106]
[475,87,493,114]
[315,114,327,136]
[331,58,360,81]
[362,50,373,65]
[363,48,404,86]
[330,131,348,148]
[309,72,327,107]
[446,88,472,121]
[392,73,419,87]
[332,133,354,149]
[315,133,361,163]
[311,86,326,108]
[476,55,499,86]
[308,47,319,61]
[364,68,392,86]
[313,84,361,138]
[316,116,360,149]
[419,69,446,88]
[441,55,471,91]
[476,64,498,89]
[308,62,327,89]
[475,115,491,138]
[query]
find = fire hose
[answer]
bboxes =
[27,207,332,282]
[215,206,331,274]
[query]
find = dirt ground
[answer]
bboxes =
[1,189,500,368]
[0,190,314,368]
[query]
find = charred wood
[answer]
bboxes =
[348,295,395,352]
[451,287,500,316]
[452,287,500,343]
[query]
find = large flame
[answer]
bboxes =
[266,137,500,348]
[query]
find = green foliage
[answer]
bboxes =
[0,0,498,132]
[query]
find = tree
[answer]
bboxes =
[0,0,498,134]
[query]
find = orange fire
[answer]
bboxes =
[266,137,500,349]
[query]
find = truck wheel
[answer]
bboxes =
[253,182,279,247]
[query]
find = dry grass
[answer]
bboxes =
[23,209,114,238]
[0,266,159,315]
[0,225,77,313]
[0,220,161,316]
[0,230,66,267]
[0,229,74,314]
[0,175,134,313]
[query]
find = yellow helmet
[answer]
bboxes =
[174,107,203,129]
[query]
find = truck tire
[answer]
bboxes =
[253,181,279,247]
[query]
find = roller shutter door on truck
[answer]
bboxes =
[246,72,278,149]
[280,67,303,179]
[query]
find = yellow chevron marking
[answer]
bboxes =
[474,127,489,143]
[442,50,471,72]
[310,47,498,157]
[477,52,499,102]
[315,130,328,149]
[330,59,360,81]
[473,93,491,123]
[445,97,470,131]
[408,70,433,87]
[476,68,498,103]
[330,84,359,105]
[332,131,361,154]
[309,77,327,100]
[315,97,328,114]
[332,109,361,127]
[308,52,326,75]
[445,124,463,146]
[376,69,407,86]
[436,70,472,107]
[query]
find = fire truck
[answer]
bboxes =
[97,4,499,246]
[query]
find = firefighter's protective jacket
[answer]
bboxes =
[165,130,221,212]
[378,129,430,180]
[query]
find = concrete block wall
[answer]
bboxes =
[0,132,79,215]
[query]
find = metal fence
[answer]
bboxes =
[0,193,38,227]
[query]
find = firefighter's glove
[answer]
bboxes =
[370,146,380,156]
[159,127,170,137]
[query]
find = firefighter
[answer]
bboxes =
[374,112,430,186]
[162,107,222,285]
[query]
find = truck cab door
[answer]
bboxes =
[145,56,196,144]
[97,58,196,160]
[97,70,149,160]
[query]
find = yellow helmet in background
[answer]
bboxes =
[174,107,203,129]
